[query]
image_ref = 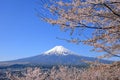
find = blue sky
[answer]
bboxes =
[0,0,119,61]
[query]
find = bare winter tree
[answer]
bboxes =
[37,0,120,58]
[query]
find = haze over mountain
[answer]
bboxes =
[0,46,112,66]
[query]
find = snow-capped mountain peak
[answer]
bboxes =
[43,46,74,55]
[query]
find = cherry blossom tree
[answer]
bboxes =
[37,0,120,58]
[6,64,120,80]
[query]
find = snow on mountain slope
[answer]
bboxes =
[43,46,76,55]
[0,46,112,66]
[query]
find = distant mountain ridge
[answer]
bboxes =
[0,46,112,66]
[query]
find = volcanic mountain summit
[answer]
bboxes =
[43,46,75,55]
[0,46,112,66]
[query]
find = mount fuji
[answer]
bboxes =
[0,46,112,66]
[43,46,76,55]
